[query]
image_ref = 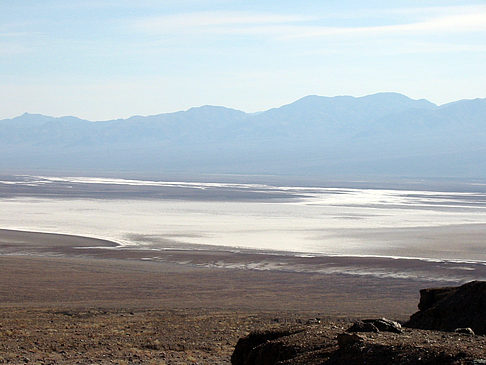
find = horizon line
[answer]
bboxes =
[4,91,485,122]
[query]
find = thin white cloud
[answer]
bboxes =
[281,12,486,39]
[132,11,315,34]
[131,7,486,40]
[393,42,486,55]
[361,4,486,18]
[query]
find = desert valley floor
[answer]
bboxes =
[1,176,486,363]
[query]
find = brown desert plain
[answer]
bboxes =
[1,227,486,364]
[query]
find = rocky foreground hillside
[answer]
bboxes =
[232,281,486,364]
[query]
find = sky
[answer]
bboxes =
[1,0,486,120]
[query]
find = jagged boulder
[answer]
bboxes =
[231,328,304,365]
[406,281,486,334]
[363,318,402,333]
[455,328,475,335]
[337,333,365,347]
[347,318,402,334]
[346,321,379,333]
[417,286,458,311]
[326,341,469,365]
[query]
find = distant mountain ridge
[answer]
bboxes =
[1,93,486,178]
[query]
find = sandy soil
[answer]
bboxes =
[0,306,307,364]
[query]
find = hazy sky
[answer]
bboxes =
[1,0,486,120]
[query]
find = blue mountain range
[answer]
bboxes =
[1,92,485,178]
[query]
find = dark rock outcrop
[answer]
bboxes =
[363,318,402,333]
[231,328,305,365]
[346,321,379,333]
[337,333,364,347]
[231,281,486,364]
[406,280,486,334]
[231,324,485,364]
[327,342,469,365]
[417,286,458,311]
[455,328,475,335]
[347,318,402,334]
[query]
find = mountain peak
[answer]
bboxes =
[186,105,245,114]
[361,92,436,106]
